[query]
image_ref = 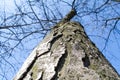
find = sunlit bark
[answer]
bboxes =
[14,21,120,80]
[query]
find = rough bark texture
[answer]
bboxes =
[13,21,120,80]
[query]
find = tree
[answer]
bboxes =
[13,9,120,80]
[0,0,120,79]
[111,0,120,2]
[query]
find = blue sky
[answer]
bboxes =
[0,0,120,80]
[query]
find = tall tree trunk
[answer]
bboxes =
[13,10,120,80]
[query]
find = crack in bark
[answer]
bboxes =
[17,55,37,80]
[51,48,68,80]
[37,33,63,57]
[14,32,63,80]
[82,54,90,68]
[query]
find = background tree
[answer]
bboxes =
[0,0,120,79]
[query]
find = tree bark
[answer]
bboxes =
[13,21,120,80]
[13,9,120,80]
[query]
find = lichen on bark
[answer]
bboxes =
[14,21,120,80]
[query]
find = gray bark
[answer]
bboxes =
[13,21,120,80]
